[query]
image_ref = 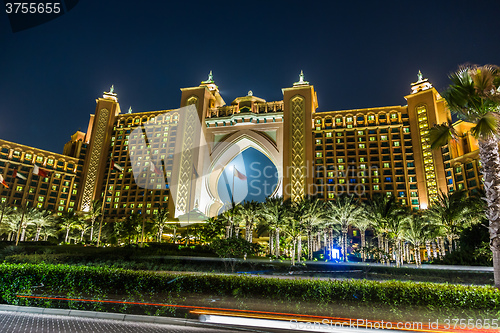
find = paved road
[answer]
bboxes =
[0,310,239,333]
[139,255,493,272]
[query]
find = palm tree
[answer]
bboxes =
[0,201,13,227]
[295,197,328,260]
[403,214,430,268]
[386,207,411,267]
[85,199,101,243]
[75,219,91,243]
[59,211,81,243]
[328,195,362,262]
[363,194,400,264]
[13,206,46,242]
[236,201,261,242]
[430,64,500,288]
[258,196,290,257]
[351,217,371,261]
[153,207,169,242]
[30,210,54,241]
[424,190,482,254]
[284,203,305,266]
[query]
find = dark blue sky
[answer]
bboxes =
[1,0,500,153]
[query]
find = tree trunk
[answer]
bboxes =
[269,230,274,256]
[159,225,164,242]
[323,232,327,256]
[446,234,454,254]
[360,229,366,262]
[307,229,312,260]
[35,227,41,241]
[90,218,95,242]
[342,230,348,262]
[20,226,26,242]
[328,227,334,260]
[437,237,445,259]
[65,227,70,243]
[425,241,431,262]
[173,227,177,244]
[432,240,437,259]
[395,239,400,268]
[292,239,296,266]
[478,138,500,289]
[80,229,85,242]
[297,237,302,263]
[276,228,280,256]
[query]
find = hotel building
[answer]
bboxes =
[0,71,482,222]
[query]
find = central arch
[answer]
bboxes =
[201,129,283,217]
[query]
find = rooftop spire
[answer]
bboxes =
[417,70,423,82]
[202,70,214,84]
[128,106,132,114]
[293,70,309,86]
[103,84,117,100]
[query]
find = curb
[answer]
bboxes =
[0,304,199,327]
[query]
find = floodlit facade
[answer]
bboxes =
[0,72,483,221]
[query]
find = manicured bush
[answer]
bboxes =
[0,263,499,312]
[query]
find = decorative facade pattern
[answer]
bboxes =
[291,96,306,202]
[175,97,198,216]
[81,109,109,212]
[416,105,438,202]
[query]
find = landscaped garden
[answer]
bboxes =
[1,64,500,326]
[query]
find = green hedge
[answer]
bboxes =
[0,263,499,311]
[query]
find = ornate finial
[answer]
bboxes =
[128,106,132,114]
[417,70,423,82]
[110,85,114,94]
[293,70,309,86]
[202,71,214,84]
[248,90,253,96]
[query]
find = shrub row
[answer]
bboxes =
[0,263,499,311]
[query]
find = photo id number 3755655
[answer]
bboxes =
[5,2,61,14]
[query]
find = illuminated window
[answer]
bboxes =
[338,165,345,170]
[357,130,364,135]
[36,156,43,162]
[38,196,44,202]
[381,135,388,141]
[316,152,323,157]
[346,117,353,122]
[391,113,398,119]
[16,186,23,192]
[328,193,334,199]
[368,115,375,121]
[326,132,332,137]
[339,179,345,184]
[369,137,376,141]
[337,158,344,163]
[58,206,64,211]
[393,141,400,147]
[335,118,342,123]
[316,139,322,144]
[373,185,380,190]
[373,178,379,183]
[383,163,390,168]
[327,172,334,177]
[358,143,365,148]
[403,127,410,133]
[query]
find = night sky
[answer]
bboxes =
[1,0,500,154]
